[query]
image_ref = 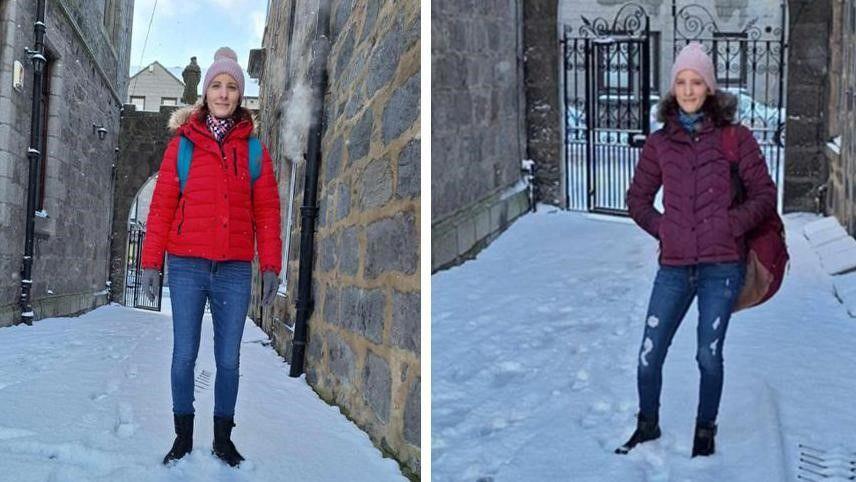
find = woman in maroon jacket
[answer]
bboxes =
[139,47,283,467]
[615,43,777,457]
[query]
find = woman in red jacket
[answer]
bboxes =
[139,47,282,467]
[615,43,777,457]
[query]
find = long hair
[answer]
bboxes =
[656,89,738,127]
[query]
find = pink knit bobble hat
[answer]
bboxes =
[202,47,245,101]
[670,42,717,95]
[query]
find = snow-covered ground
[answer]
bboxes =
[432,207,856,481]
[0,292,406,481]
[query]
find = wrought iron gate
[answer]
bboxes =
[125,224,163,311]
[562,1,788,215]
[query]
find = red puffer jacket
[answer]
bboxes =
[627,114,777,266]
[141,105,282,274]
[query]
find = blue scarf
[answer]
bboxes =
[678,110,704,134]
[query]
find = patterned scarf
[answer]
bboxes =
[206,114,236,143]
[678,109,704,134]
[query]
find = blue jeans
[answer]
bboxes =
[637,262,745,424]
[167,254,252,418]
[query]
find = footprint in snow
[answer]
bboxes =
[0,426,36,440]
[491,362,527,387]
[571,369,589,391]
[114,402,135,438]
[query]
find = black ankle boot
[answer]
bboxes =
[213,416,245,467]
[692,421,717,457]
[615,413,661,454]
[163,413,194,465]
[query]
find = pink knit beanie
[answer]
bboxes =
[670,42,717,95]
[202,47,245,101]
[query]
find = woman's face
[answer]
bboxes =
[206,73,240,118]
[674,69,709,114]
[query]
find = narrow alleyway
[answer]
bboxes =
[0,296,405,481]
[432,207,856,481]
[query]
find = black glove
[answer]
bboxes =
[262,271,279,306]
[140,268,160,302]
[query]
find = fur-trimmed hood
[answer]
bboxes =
[167,101,258,135]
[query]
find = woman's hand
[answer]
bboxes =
[140,268,160,302]
[262,271,279,306]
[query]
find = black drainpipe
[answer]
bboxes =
[20,0,47,325]
[289,2,332,378]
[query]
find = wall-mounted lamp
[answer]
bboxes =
[92,123,108,140]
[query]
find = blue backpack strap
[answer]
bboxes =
[248,136,262,186]
[177,135,194,195]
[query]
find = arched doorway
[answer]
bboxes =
[123,175,165,310]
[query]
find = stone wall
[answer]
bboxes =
[784,0,832,212]
[0,0,132,325]
[826,0,856,232]
[431,0,530,271]
[253,0,421,477]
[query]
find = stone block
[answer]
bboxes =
[338,225,360,276]
[341,286,385,343]
[325,136,344,183]
[349,107,373,163]
[366,17,403,98]
[475,206,491,241]
[362,351,391,423]
[323,285,341,326]
[362,0,382,41]
[365,211,418,278]
[358,156,393,210]
[391,290,419,355]
[403,378,420,446]
[456,217,476,255]
[382,73,420,144]
[396,138,420,199]
[326,332,356,388]
[318,233,338,272]
[432,223,458,269]
[344,87,365,120]
[334,30,356,81]
[336,180,351,221]
[332,0,353,40]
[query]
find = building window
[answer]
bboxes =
[38,55,53,211]
[130,96,145,111]
[161,97,177,106]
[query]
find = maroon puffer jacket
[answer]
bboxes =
[626,115,777,266]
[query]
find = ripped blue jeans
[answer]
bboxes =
[637,262,745,424]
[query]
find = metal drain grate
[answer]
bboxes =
[798,444,856,481]
[194,369,213,393]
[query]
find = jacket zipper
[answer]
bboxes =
[218,143,227,170]
[233,147,238,176]
[177,199,186,234]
